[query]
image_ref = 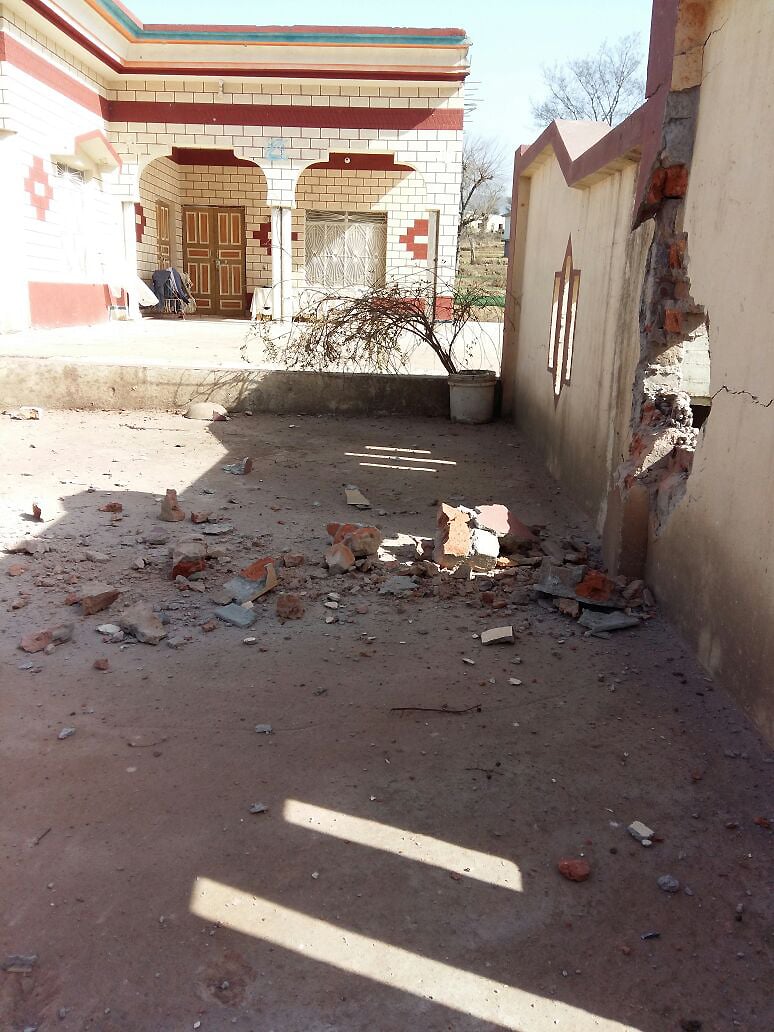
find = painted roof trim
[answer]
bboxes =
[20,0,470,81]
[95,0,468,46]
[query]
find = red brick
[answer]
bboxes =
[663,164,689,197]
[558,858,591,882]
[664,308,683,334]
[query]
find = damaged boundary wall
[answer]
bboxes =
[502,0,774,741]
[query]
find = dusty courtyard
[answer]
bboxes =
[0,410,771,1032]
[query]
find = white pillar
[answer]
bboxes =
[121,200,141,320]
[270,205,282,319]
[0,132,31,331]
[280,206,293,320]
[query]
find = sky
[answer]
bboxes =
[130,0,653,166]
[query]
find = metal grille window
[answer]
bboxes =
[305,210,387,290]
[54,162,85,184]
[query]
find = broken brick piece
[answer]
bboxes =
[555,597,581,619]
[282,553,305,568]
[276,593,305,620]
[663,164,689,197]
[190,511,211,524]
[200,620,218,633]
[80,582,121,616]
[32,503,42,521]
[664,308,684,334]
[575,570,615,603]
[325,542,356,574]
[171,557,206,580]
[160,489,186,522]
[93,657,109,671]
[99,502,123,513]
[434,502,473,569]
[20,629,53,653]
[240,557,278,583]
[7,564,26,577]
[337,525,382,558]
[558,858,591,882]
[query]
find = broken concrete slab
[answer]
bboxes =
[468,528,499,572]
[534,559,586,599]
[345,485,371,509]
[480,625,514,645]
[222,569,277,604]
[118,603,167,645]
[184,402,228,421]
[578,610,640,634]
[213,603,257,629]
[380,575,416,596]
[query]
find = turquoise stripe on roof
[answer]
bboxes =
[97,0,467,46]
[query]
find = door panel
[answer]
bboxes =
[183,206,246,316]
[156,201,171,267]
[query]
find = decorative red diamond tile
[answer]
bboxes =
[252,220,298,253]
[24,157,53,221]
[399,218,429,261]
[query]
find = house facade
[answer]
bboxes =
[0,0,468,330]
[502,0,774,741]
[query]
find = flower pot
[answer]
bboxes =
[448,369,498,424]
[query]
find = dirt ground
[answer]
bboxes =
[0,410,771,1032]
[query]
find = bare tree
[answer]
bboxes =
[459,136,505,263]
[531,33,644,128]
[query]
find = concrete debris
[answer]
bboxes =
[534,559,586,600]
[657,874,680,893]
[171,540,207,580]
[6,405,42,419]
[202,522,234,536]
[223,563,278,604]
[254,724,272,734]
[6,538,50,556]
[276,593,305,620]
[558,858,591,882]
[555,597,581,619]
[480,625,514,645]
[345,485,371,509]
[579,610,640,634]
[160,489,186,522]
[434,502,527,572]
[325,542,356,574]
[1,954,38,972]
[143,527,169,546]
[184,401,228,421]
[96,623,121,635]
[540,538,566,564]
[132,557,146,570]
[80,582,121,616]
[57,727,75,740]
[628,820,655,844]
[380,575,416,596]
[222,457,253,475]
[117,602,167,645]
[51,622,73,645]
[248,803,268,814]
[213,603,257,629]
[84,549,110,563]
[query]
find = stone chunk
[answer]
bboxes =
[160,489,185,522]
[20,629,53,653]
[222,457,253,475]
[276,594,305,620]
[657,874,680,893]
[1,954,38,973]
[578,610,640,634]
[213,603,257,629]
[118,602,167,645]
[80,582,120,616]
[480,625,514,645]
[190,511,211,524]
[380,575,416,596]
[555,597,581,619]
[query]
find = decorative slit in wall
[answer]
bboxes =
[547,236,581,399]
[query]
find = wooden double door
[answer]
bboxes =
[183,206,246,316]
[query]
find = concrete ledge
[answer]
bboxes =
[0,357,452,416]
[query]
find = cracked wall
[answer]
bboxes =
[635,0,774,740]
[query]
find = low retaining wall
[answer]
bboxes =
[0,357,452,417]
